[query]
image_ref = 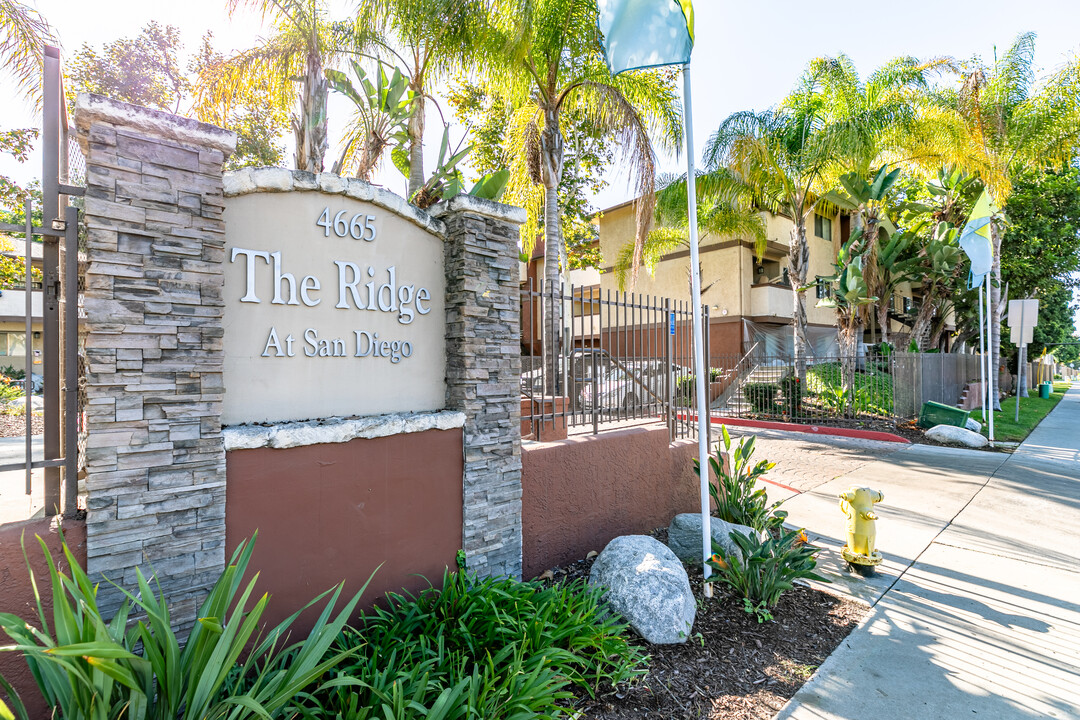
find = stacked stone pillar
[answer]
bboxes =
[75,94,236,623]
[433,196,525,579]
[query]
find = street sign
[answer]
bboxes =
[1008,299,1039,346]
[669,312,676,336]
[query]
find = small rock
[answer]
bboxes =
[586,550,598,559]
[667,513,757,564]
[965,417,983,433]
[536,569,554,581]
[7,395,43,411]
[588,535,695,645]
[926,423,988,448]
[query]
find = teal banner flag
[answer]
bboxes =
[597,0,694,75]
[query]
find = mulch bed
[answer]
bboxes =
[0,411,43,437]
[542,530,870,720]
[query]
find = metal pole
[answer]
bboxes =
[63,205,78,515]
[985,273,994,444]
[42,45,61,515]
[1015,301,1026,423]
[682,64,712,597]
[23,200,32,495]
[978,284,986,422]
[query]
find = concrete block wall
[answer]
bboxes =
[75,93,236,623]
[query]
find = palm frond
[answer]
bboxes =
[0,0,55,105]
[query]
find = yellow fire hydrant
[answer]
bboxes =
[839,486,884,572]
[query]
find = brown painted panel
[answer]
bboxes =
[0,517,86,719]
[521,425,699,578]
[226,428,463,630]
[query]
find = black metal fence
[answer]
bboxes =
[0,46,83,520]
[520,279,707,440]
[710,350,985,424]
[520,282,990,438]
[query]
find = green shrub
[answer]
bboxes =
[304,568,647,720]
[0,365,24,380]
[778,373,802,415]
[694,425,786,533]
[0,531,365,720]
[707,527,829,610]
[742,382,778,413]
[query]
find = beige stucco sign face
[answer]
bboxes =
[222,191,445,425]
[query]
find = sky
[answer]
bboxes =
[2,0,1079,327]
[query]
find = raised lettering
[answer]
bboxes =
[231,247,271,303]
[335,261,364,309]
[270,251,299,305]
[300,275,321,306]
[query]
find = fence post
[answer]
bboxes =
[665,298,673,441]
[703,304,711,444]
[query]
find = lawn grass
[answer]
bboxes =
[979,381,1072,442]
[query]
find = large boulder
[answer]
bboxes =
[588,535,695,645]
[667,513,757,565]
[926,423,989,448]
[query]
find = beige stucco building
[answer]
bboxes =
[595,200,846,359]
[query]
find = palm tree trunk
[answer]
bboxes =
[293,49,328,173]
[540,110,565,395]
[407,89,426,200]
[989,221,1003,410]
[877,300,890,346]
[910,293,936,351]
[790,218,810,381]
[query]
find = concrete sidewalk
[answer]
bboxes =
[775,384,1080,719]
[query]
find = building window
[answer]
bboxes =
[0,332,26,356]
[815,277,831,299]
[814,213,832,241]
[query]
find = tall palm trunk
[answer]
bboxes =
[294,49,328,172]
[407,86,425,199]
[540,109,565,395]
[909,292,936,351]
[989,221,1003,410]
[837,309,859,416]
[876,300,891,347]
[790,216,810,381]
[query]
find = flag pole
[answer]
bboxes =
[985,272,995,444]
[978,284,986,422]
[681,62,712,597]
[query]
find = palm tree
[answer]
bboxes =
[0,0,55,104]
[824,165,901,345]
[612,170,767,292]
[195,0,363,172]
[479,0,680,391]
[928,33,1080,404]
[703,100,835,378]
[358,0,489,199]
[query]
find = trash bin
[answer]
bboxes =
[1039,382,1052,399]
[919,401,970,429]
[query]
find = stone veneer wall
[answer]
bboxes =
[75,93,236,623]
[75,97,527,625]
[432,196,525,579]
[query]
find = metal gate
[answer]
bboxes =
[0,46,82,518]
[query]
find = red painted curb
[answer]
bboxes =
[672,413,911,444]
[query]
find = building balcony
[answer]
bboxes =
[0,289,42,320]
[749,283,792,319]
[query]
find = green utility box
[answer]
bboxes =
[919,401,970,429]
[1039,382,1052,399]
